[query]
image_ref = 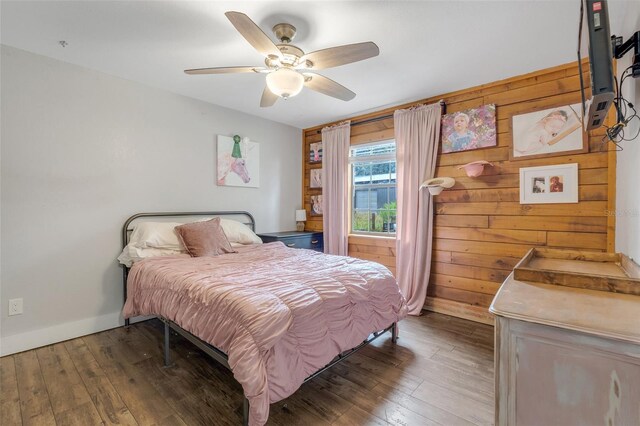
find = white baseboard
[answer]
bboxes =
[0,312,150,356]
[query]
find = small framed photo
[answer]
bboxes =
[520,163,578,204]
[310,194,323,216]
[310,168,322,188]
[511,103,587,161]
[309,142,323,163]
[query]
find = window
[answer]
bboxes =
[350,140,396,235]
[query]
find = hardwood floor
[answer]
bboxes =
[1,313,494,426]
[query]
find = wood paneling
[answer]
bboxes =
[302,59,616,321]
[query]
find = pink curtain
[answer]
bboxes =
[394,103,442,315]
[322,121,351,255]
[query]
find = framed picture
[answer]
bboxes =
[217,135,259,188]
[441,104,496,153]
[511,103,587,160]
[310,194,323,216]
[519,163,578,204]
[310,168,322,188]
[309,142,323,163]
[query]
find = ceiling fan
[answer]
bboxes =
[184,11,380,107]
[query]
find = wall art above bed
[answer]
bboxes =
[217,135,260,188]
[441,104,496,153]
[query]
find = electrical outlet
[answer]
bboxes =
[8,298,23,316]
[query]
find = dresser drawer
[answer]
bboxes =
[258,232,323,252]
[282,235,323,250]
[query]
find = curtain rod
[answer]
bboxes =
[315,100,446,134]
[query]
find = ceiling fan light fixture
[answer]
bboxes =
[266,68,304,99]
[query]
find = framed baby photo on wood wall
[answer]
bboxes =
[511,103,588,161]
[519,163,578,204]
[441,104,496,153]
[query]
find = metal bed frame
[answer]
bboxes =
[121,211,398,426]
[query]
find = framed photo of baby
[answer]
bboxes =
[519,163,578,204]
[511,103,587,160]
[441,104,497,153]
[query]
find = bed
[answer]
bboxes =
[120,211,407,426]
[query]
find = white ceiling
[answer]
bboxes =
[0,1,633,129]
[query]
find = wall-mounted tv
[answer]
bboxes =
[582,0,615,130]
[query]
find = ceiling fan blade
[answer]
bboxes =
[225,11,283,59]
[304,73,356,101]
[184,66,265,75]
[300,42,379,70]
[260,86,278,108]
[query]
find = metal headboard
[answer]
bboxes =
[121,210,255,325]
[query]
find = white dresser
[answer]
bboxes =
[490,263,640,425]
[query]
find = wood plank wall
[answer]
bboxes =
[301,60,616,324]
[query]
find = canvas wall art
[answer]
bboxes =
[309,142,323,163]
[217,135,259,188]
[310,168,322,188]
[441,104,497,153]
[519,163,578,204]
[512,103,586,160]
[310,194,323,215]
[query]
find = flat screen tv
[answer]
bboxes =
[583,0,615,130]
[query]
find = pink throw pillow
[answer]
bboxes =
[175,218,237,257]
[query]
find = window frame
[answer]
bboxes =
[349,139,397,237]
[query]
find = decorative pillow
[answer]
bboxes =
[175,217,237,257]
[128,221,184,250]
[220,218,263,245]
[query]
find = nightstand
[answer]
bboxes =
[257,231,323,252]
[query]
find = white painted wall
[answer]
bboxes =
[614,2,640,261]
[0,45,302,355]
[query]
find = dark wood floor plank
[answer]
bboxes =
[35,343,99,423]
[394,326,459,353]
[13,351,56,426]
[432,345,495,377]
[103,327,154,365]
[358,338,415,366]
[280,378,354,423]
[135,356,240,426]
[370,382,477,426]
[63,339,138,426]
[399,349,494,400]
[133,321,181,361]
[55,401,103,426]
[1,356,23,426]
[411,380,494,425]
[156,413,188,426]
[331,404,388,425]
[418,311,479,336]
[401,320,493,354]
[313,369,437,426]
[82,332,178,425]
[342,351,425,394]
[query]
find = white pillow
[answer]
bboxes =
[117,245,184,267]
[128,221,183,250]
[220,219,262,245]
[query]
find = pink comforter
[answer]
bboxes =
[123,242,407,425]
